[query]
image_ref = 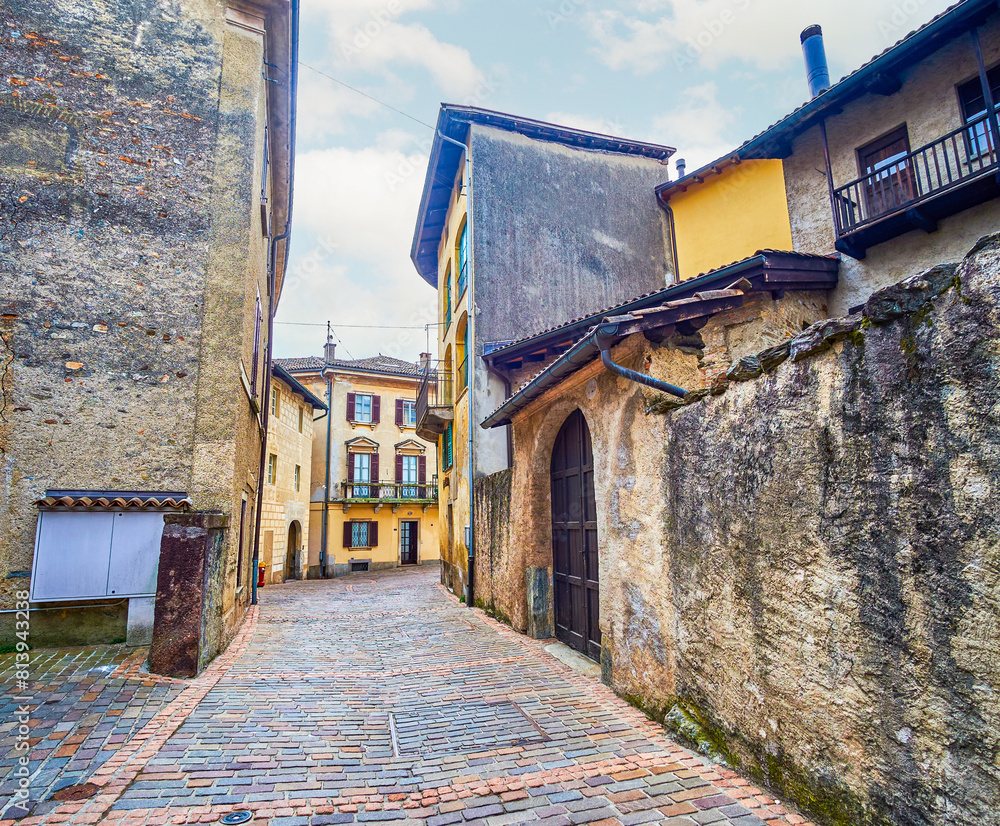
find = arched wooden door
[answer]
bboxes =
[550,410,600,661]
[285,522,300,581]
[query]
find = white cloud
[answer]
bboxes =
[295,69,381,144]
[274,139,437,361]
[581,0,956,78]
[544,111,626,136]
[307,0,488,102]
[648,82,737,170]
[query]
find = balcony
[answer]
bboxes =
[833,110,1000,259]
[334,481,438,513]
[416,365,453,441]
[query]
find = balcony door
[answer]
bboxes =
[550,409,600,661]
[859,126,917,218]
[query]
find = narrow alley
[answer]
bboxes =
[1,568,815,826]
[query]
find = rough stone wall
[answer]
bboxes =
[0,0,274,652]
[633,238,1000,826]
[472,468,513,622]
[495,235,1000,826]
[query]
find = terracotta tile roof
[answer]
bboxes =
[36,492,193,510]
[275,354,422,378]
[274,356,324,372]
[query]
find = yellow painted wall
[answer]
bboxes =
[434,160,472,598]
[669,159,793,280]
[310,503,440,572]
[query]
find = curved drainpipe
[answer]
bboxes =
[595,323,687,398]
[660,202,681,283]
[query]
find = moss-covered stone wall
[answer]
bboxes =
[495,235,1000,826]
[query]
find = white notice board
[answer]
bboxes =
[31,511,165,602]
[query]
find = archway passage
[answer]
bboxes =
[550,409,600,661]
[286,522,300,581]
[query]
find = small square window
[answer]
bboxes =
[267,454,277,485]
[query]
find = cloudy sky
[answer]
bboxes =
[273,0,954,362]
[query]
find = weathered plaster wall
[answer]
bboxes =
[784,13,1000,317]
[471,126,673,347]
[494,236,1000,826]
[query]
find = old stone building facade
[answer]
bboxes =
[277,346,440,579]
[0,0,297,673]
[426,3,1000,825]
[259,363,326,585]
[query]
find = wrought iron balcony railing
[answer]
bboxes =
[832,109,999,256]
[337,481,438,502]
[416,365,454,439]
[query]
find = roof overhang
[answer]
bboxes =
[481,251,839,428]
[656,0,997,200]
[272,361,328,410]
[410,105,677,286]
[484,251,839,373]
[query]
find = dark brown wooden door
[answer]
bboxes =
[400,521,418,565]
[551,410,600,661]
[860,126,916,218]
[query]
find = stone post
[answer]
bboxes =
[149,512,228,678]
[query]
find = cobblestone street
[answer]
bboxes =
[1,567,815,826]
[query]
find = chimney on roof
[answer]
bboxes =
[676,158,686,178]
[324,336,336,364]
[419,352,432,372]
[800,25,831,98]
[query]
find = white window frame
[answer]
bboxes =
[354,394,373,424]
[402,400,417,428]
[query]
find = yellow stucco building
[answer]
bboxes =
[260,363,327,584]
[276,344,439,578]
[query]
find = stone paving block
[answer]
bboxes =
[1,567,814,826]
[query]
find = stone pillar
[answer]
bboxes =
[149,512,228,678]
[526,566,552,639]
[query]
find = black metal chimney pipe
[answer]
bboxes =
[801,25,831,98]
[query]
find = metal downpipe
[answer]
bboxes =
[596,326,687,398]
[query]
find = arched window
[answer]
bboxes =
[456,219,469,298]
[455,314,469,395]
[442,262,452,330]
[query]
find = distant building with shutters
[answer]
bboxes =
[275,342,440,578]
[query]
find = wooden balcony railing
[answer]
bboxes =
[833,109,999,252]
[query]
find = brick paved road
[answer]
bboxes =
[1,566,816,825]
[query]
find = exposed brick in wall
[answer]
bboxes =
[0,0,281,654]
